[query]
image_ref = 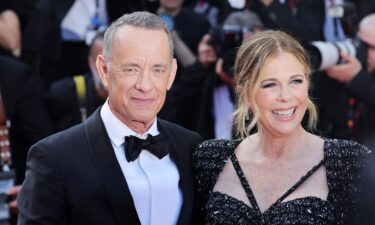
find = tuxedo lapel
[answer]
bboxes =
[84,109,141,225]
[158,119,193,225]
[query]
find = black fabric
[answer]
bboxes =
[17,109,202,225]
[250,0,325,43]
[21,0,146,83]
[174,8,211,54]
[193,139,371,225]
[230,152,325,215]
[0,55,53,183]
[171,61,233,140]
[124,134,170,162]
[314,69,375,150]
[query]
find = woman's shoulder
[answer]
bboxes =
[193,139,240,164]
[192,139,241,193]
[324,138,372,187]
[323,139,373,223]
[324,138,372,162]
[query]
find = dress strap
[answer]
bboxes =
[271,159,325,209]
[230,152,325,214]
[229,153,261,213]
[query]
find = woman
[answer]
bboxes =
[193,30,371,225]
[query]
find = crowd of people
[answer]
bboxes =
[0,0,375,225]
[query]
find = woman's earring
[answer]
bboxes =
[245,112,252,121]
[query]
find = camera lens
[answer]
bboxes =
[307,39,357,71]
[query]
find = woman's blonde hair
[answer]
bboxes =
[233,30,318,138]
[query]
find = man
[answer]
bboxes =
[0,55,53,223]
[320,13,375,149]
[358,14,375,73]
[158,0,210,54]
[0,55,53,184]
[46,32,107,131]
[172,33,235,140]
[17,11,202,225]
[21,0,149,83]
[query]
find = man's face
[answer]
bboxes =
[358,25,375,72]
[159,0,183,11]
[97,26,177,131]
[367,43,375,73]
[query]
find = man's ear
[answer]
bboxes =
[96,55,109,87]
[167,58,177,90]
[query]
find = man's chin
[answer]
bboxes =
[368,65,375,73]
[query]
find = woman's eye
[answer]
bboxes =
[291,79,303,84]
[261,83,276,88]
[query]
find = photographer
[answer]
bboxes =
[45,32,107,132]
[172,23,256,139]
[157,0,210,70]
[171,33,225,139]
[0,55,53,224]
[315,13,375,149]
[250,0,325,42]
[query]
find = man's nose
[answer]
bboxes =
[134,71,153,92]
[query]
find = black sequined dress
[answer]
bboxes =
[193,139,371,225]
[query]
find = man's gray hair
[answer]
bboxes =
[103,11,174,61]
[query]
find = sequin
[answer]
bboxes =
[193,139,371,225]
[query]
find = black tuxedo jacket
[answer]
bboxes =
[17,109,202,225]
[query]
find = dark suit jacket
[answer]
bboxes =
[0,55,53,183]
[17,109,202,225]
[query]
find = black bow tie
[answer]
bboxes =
[124,134,170,162]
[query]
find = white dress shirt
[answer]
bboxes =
[100,101,182,225]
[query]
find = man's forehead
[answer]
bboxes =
[359,29,375,48]
[359,15,375,47]
[117,25,166,37]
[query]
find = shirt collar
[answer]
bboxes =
[100,100,159,147]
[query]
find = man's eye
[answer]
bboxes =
[124,68,138,74]
[152,68,165,74]
[126,68,136,72]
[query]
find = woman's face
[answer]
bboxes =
[253,51,309,137]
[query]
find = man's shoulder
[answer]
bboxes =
[158,118,199,137]
[34,123,86,151]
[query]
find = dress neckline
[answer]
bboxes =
[221,139,328,215]
[210,191,331,216]
[230,152,325,214]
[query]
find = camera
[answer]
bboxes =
[209,25,243,76]
[209,25,243,57]
[306,38,360,71]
